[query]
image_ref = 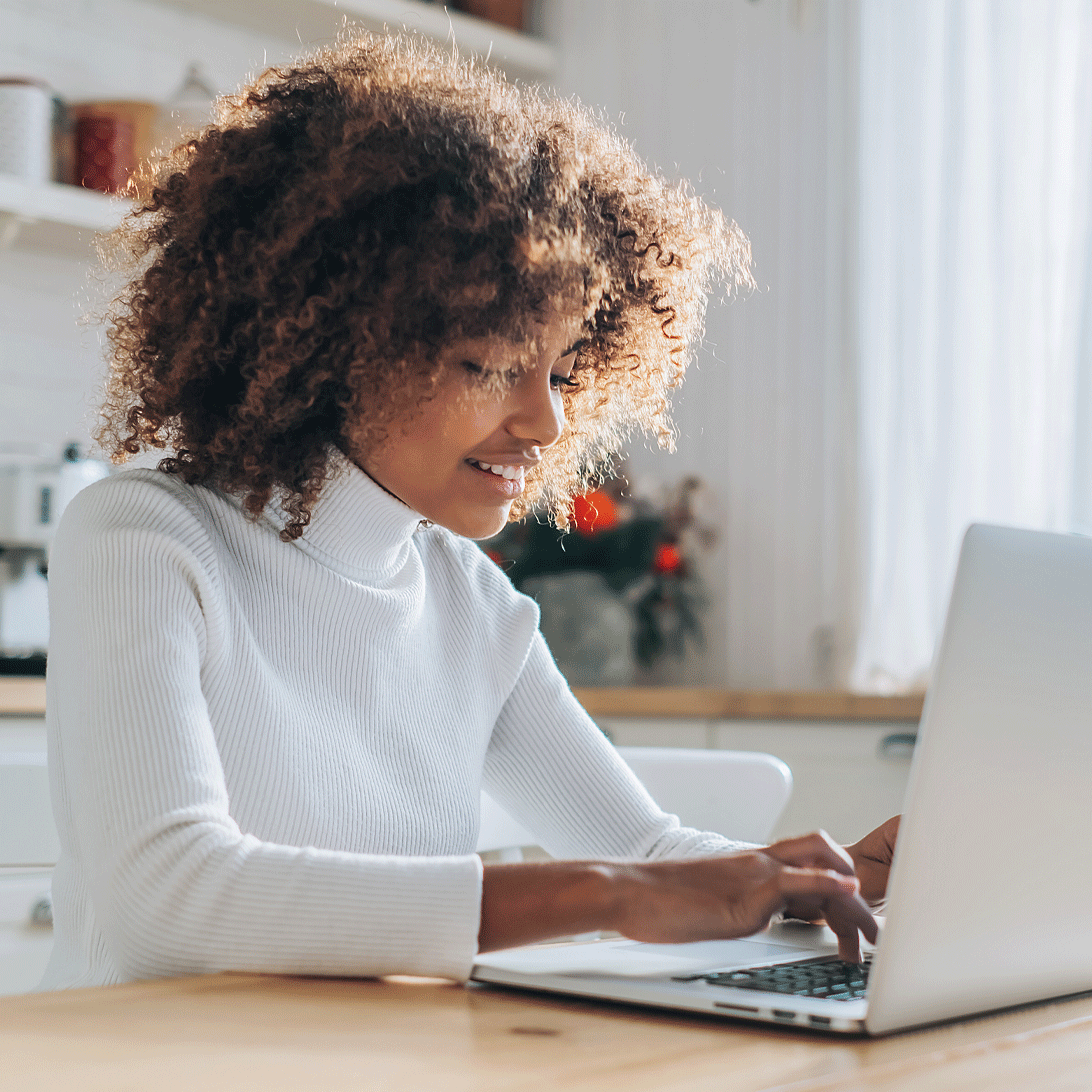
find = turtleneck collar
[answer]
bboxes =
[274,450,427,580]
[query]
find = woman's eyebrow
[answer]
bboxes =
[561,338,587,357]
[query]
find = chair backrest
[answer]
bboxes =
[478,787,537,856]
[477,746,792,853]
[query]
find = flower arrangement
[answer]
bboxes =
[485,474,715,678]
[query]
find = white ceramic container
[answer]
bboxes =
[0,79,53,182]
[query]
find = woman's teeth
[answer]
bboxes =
[471,460,524,480]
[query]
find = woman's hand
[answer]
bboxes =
[479,831,878,963]
[844,815,901,909]
[611,831,877,962]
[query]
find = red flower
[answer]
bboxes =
[571,491,618,534]
[653,542,682,574]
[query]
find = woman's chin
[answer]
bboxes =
[461,508,513,541]
[423,500,513,541]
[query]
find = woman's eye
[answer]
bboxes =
[461,360,484,376]
[551,373,580,390]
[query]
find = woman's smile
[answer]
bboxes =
[464,458,527,498]
[355,312,582,539]
[467,459,528,484]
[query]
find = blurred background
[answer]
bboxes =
[1,0,1090,695]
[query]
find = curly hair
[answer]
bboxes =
[98,31,753,540]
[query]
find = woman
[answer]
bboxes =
[43,33,894,991]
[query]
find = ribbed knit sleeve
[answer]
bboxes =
[483,633,748,861]
[45,476,482,986]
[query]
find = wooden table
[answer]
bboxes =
[1,973,1090,1091]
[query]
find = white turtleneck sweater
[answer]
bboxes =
[41,457,738,991]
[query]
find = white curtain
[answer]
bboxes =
[853,0,1092,692]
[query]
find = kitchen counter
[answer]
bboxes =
[573,687,922,722]
[1,971,1091,1091]
[0,677,45,715]
[0,677,922,722]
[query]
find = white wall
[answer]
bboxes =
[2,0,857,689]
[0,0,303,454]
[545,0,859,689]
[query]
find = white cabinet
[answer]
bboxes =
[0,716,54,994]
[709,721,913,845]
[0,753,60,867]
[596,717,711,750]
[0,869,53,996]
[597,716,915,846]
[0,716,57,865]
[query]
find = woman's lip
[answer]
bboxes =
[466,457,538,469]
[465,459,526,495]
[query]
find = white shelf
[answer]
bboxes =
[0,175,124,233]
[0,1,554,255]
[152,0,556,82]
[0,174,127,253]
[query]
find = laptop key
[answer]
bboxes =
[684,958,871,1003]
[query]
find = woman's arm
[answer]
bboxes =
[480,634,878,959]
[479,832,877,962]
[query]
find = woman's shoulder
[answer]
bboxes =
[53,468,243,565]
[60,467,211,528]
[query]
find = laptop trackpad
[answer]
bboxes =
[476,935,825,979]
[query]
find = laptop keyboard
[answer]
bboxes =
[680,956,871,1002]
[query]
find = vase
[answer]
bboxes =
[522,570,636,686]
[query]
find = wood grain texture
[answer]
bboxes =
[0,973,1089,1091]
[572,687,924,723]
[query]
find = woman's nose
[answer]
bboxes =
[506,371,565,449]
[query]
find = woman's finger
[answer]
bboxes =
[774,868,878,962]
[764,831,856,877]
[849,815,901,865]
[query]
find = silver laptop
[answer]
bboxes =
[473,524,1092,1035]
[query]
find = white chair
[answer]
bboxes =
[477,746,792,855]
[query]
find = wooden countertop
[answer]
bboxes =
[0,676,45,715]
[572,687,923,722]
[0,677,922,722]
[1,972,1090,1091]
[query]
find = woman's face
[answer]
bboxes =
[357,312,584,539]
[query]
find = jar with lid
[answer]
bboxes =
[0,78,53,182]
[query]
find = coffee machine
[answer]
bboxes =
[0,443,109,673]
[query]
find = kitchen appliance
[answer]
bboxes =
[0,443,109,668]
